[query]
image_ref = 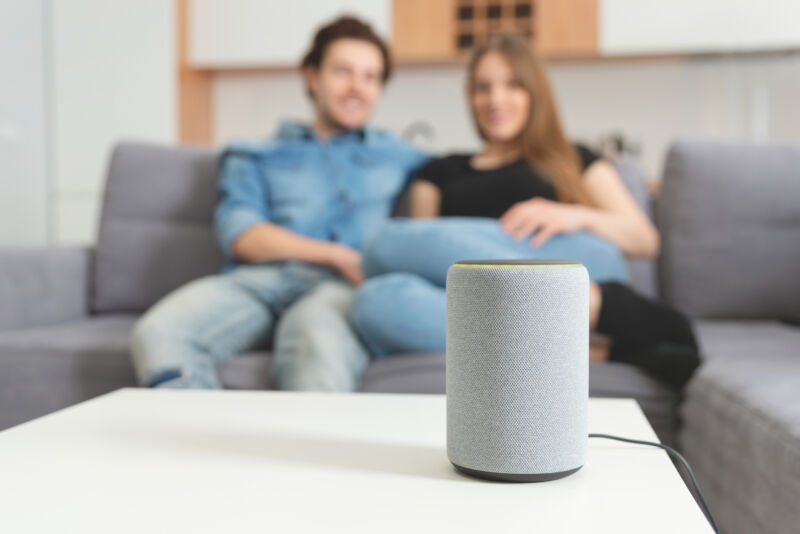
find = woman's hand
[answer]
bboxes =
[499,197,587,247]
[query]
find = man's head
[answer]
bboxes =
[301,16,391,134]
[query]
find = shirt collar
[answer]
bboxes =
[276,120,373,144]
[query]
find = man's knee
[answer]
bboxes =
[279,283,353,332]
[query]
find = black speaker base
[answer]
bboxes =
[453,462,583,482]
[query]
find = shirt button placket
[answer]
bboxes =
[329,142,348,243]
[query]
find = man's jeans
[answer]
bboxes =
[131,262,369,391]
[352,218,630,357]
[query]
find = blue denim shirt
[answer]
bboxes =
[214,121,429,272]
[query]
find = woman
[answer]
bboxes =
[352,35,699,388]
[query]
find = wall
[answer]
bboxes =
[214,52,800,178]
[213,65,480,154]
[50,0,177,244]
[552,53,800,175]
[601,0,800,54]
[190,0,391,67]
[0,0,49,246]
[3,2,800,246]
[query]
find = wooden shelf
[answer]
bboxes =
[192,46,800,75]
[191,53,692,74]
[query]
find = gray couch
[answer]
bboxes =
[1,138,798,534]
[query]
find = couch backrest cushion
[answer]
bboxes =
[93,142,224,313]
[94,142,659,313]
[658,137,800,321]
[611,154,658,298]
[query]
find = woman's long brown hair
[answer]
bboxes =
[467,35,591,205]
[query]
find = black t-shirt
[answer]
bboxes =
[415,144,600,218]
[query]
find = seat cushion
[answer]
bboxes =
[0,316,275,429]
[0,315,682,449]
[0,315,138,353]
[362,353,681,446]
[218,352,272,390]
[680,319,800,534]
[0,316,139,430]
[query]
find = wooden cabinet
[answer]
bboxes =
[391,0,457,61]
[535,0,597,56]
[392,0,599,62]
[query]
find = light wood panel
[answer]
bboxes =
[393,0,457,60]
[393,0,598,61]
[177,0,213,144]
[535,0,598,56]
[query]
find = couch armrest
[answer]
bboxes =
[0,247,92,332]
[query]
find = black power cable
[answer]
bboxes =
[589,433,719,533]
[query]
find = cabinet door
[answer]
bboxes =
[393,0,598,61]
[392,0,456,61]
[535,0,597,56]
[601,0,800,55]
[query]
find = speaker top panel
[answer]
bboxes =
[453,259,582,267]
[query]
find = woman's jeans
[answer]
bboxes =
[351,217,629,357]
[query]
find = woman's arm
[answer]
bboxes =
[409,180,442,218]
[578,160,659,257]
[500,161,659,258]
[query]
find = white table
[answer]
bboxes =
[0,389,712,533]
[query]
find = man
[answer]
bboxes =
[131,16,426,390]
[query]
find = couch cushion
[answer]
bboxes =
[658,138,800,321]
[361,353,446,394]
[93,142,224,314]
[0,315,138,355]
[218,352,273,390]
[0,316,274,429]
[0,247,90,332]
[680,319,800,534]
[0,316,139,430]
[613,154,658,298]
[362,353,681,446]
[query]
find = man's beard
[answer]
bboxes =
[316,100,365,134]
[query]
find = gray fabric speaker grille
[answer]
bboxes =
[446,264,589,475]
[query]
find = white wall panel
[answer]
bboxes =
[602,0,800,54]
[0,0,49,245]
[50,0,176,244]
[52,192,102,244]
[191,0,391,67]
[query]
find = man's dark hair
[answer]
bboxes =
[300,16,392,83]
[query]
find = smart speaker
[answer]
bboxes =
[446,259,589,482]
